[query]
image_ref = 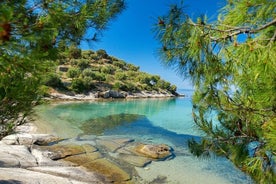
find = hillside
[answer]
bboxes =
[41,46,178,99]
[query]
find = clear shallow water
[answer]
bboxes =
[34,96,253,184]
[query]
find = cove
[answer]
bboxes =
[34,96,253,184]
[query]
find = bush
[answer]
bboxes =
[67,68,80,78]
[115,72,127,80]
[114,60,126,69]
[126,63,139,71]
[82,68,95,78]
[42,73,63,88]
[70,78,85,93]
[96,49,108,59]
[77,59,90,70]
[101,66,114,74]
[170,85,177,93]
[83,76,95,90]
[68,45,82,59]
[94,72,106,82]
[82,50,94,59]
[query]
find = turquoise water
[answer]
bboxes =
[34,96,253,184]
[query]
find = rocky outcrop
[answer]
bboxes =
[96,90,127,98]
[0,123,175,184]
[48,90,178,101]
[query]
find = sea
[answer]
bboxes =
[34,89,253,184]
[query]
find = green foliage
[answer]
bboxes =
[71,78,85,93]
[93,72,106,82]
[100,66,114,74]
[154,0,276,183]
[0,0,125,137]
[114,60,126,69]
[68,45,82,59]
[82,68,95,78]
[77,59,90,70]
[67,68,81,78]
[42,73,63,88]
[115,72,127,80]
[96,49,108,59]
[126,63,140,71]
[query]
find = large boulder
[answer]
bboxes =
[97,90,127,98]
[133,143,173,160]
[0,142,37,167]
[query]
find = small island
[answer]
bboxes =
[42,47,179,100]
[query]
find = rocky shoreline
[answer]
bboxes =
[0,122,174,184]
[47,89,183,101]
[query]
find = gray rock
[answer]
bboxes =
[0,168,97,184]
[28,166,105,183]
[0,142,37,167]
[1,133,60,146]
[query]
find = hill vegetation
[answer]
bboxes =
[41,45,178,97]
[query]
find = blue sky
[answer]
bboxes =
[82,0,225,89]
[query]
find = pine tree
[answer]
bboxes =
[0,0,125,138]
[154,0,276,183]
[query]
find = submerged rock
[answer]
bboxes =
[37,143,95,160]
[97,137,134,152]
[118,153,152,167]
[133,143,173,160]
[79,113,145,135]
[82,158,131,183]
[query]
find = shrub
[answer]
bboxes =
[126,63,139,71]
[101,66,114,74]
[77,59,90,70]
[114,60,126,69]
[68,45,82,59]
[94,72,106,82]
[82,50,94,59]
[82,68,95,78]
[83,76,95,90]
[115,72,127,80]
[67,67,80,78]
[42,73,63,88]
[70,78,85,93]
[96,49,108,59]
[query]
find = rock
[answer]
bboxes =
[82,158,131,183]
[28,166,105,183]
[37,143,88,160]
[97,90,126,98]
[133,144,173,160]
[97,138,134,152]
[0,142,37,167]
[1,133,60,146]
[31,147,67,166]
[32,134,61,145]
[15,122,38,134]
[64,152,102,165]
[0,168,94,184]
[118,153,152,167]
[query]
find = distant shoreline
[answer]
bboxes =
[44,89,184,102]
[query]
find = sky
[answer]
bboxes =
[81,0,225,90]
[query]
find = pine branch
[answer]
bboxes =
[211,19,276,41]
[189,18,276,42]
